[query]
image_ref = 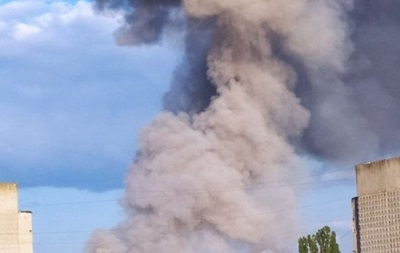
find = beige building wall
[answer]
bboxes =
[353,157,400,253]
[356,157,400,196]
[0,183,18,212]
[0,183,33,253]
[19,212,33,253]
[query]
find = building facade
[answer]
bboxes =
[0,183,33,253]
[352,157,400,253]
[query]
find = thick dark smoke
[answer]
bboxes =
[96,0,400,165]
[300,0,400,164]
[96,0,181,45]
[163,18,217,114]
[347,0,400,160]
[86,0,400,253]
[95,0,217,114]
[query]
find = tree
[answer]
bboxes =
[298,226,340,253]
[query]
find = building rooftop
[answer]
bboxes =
[355,156,400,196]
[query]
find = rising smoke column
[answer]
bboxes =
[86,0,352,252]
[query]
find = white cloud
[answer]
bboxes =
[13,22,41,40]
[0,20,5,30]
[0,1,44,20]
[0,1,120,46]
[57,1,100,24]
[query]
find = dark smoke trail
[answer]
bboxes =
[86,0,400,252]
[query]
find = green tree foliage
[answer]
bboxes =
[298,226,340,253]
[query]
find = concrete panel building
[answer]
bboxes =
[0,183,33,253]
[352,157,400,253]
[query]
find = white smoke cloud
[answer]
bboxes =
[85,0,358,252]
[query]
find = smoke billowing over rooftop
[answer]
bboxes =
[86,0,400,252]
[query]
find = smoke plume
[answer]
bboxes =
[86,0,400,252]
[299,0,400,164]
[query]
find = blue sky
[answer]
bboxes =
[0,0,181,190]
[1,1,356,252]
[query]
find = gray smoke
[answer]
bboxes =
[86,0,400,252]
[300,0,400,164]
